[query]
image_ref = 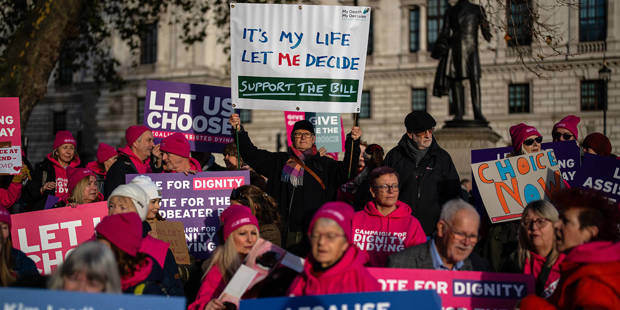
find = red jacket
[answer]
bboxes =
[86,161,106,177]
[523,251,565,298]
[352,200,426,267]
[287,246,381,296]
[520,241,620,309]
[188,265,227,310]
[118,146,151,174]
[0,182,21,208]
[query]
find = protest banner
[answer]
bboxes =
[230,3,371,113]
[471,150,565,223]
[240,290,441,310]
[369,268,534,310]
[284,111,345,153]
[143,80,234,153]
[10,202,108,275]
[148,220,191,265]
[0,287,185,310]
[573,153,620,202]
[127,171,250,259]
[0,97,22,175]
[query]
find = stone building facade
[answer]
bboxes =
[26,0,619,178]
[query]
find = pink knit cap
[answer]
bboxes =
[160,132,190,158]
[553,115,581,139]
[509,123,542,152]
[96,143,117,163]
[221,204,259,241]
[67,167,96,194]
[308,202,355,243]
[52,130,77,150]
[125,125,150,147]
[0,208,10,229]
[96,213,143,256]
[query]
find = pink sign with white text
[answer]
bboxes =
[11,202,108,275]
[0,97,22,175]
[369,268,534,310]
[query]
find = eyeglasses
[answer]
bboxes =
[552,132,574,141]
[373,184,399,192]
[293,132,313,139]
[446,223,478,242]
[523,136,543,146]
[521,218,550,229]
[309,233,344,242]
[413,128,434,136]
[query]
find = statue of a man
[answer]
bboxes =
[432,0,492,123]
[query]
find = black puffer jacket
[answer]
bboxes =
[384,134,461,235]
[236,130,359,239]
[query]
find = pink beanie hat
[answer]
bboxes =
[509,123,542,152]
[0,208,10,229]
[308,202,355,243]
[221,204,259,241]
[67,167,96,194]
[96,143,117,163]
[53,130,77,150]
[553,115,581,139]
[160,132,190,158]
[96,213,143,256]
[125,125,150,147]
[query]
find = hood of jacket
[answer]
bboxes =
[118,145,151,174]
[121,257,153,291]
[303,245,366,283]
[564,241,620,264]
[86,161,106,176]
[363,200,412,219]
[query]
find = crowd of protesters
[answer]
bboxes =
[0,110,618,310]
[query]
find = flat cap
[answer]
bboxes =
[405,111,436,132]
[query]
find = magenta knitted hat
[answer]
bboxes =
[160,132,190,158]
[96,143,117,163]
[221,204,259,241]
[53,130,77,150]
[308,202,355,243]
[125,125,150,147]
[509,123,542,152]
[0,208,10,229]
[67,167,96,194]
[96,213,143,256]
[553,115,581,139]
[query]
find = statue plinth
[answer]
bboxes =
[443,119,489,128]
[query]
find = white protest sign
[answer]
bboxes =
[230,3,370,113]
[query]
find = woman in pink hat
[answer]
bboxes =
[189,204,260,310]
[287,202,380,296]
[86,143,118,193]
[0,208,39,287]
[509,123,543,156]
[552,115,580,142]
[23,130,80,210]
[53,167,103,208]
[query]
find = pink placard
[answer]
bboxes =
[11,202,109,275]
[368,268,535,309]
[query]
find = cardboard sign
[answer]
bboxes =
[148,220,191,265]
[231,3,371,113]
[284,111,345,153]
[0,97,22,175]
[10,202,108,275]
[240,290,441,310]
[127,171,250,259]
[369,268,534,310]
[471,150,565,223]
[574,153,620,202]
[0,287,186,310]
[144,80,234,153]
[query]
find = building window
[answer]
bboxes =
[237,109,252,124]
[508,83,530,113]
[57,50,73,85]
[367,12,373,55]
[427,0,449,51]
[506,0,532,46]
[359,91,371,119]
[140,23,158,64]
[137,98,145,124]
[53,110,67,134]
[580,0,606,42]
[411,88,427,111]
[409,7,420,52]
[580,80,605,111]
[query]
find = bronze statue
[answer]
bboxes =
[432,0,492,125]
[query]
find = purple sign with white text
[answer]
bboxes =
[574,153,620,202]
[143,80,234,153]
[127,171,250,259]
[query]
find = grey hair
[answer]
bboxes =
[517,200,560,269]
[48,242,121,293]
[439,199,480,224]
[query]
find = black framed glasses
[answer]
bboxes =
[552,132,574,141]
[373,184,399,192]
[523,136,543,146]
[521,218,550,229]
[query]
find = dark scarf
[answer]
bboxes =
[404,136,428,166]
[281,145,318,187]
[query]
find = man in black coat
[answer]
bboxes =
[384,111,461,235]
[229,113,361,251]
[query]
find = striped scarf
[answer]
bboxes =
[281,146,318,187]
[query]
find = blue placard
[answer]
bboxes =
[0,287,186,309]
[240,290,441,310]
[574,153,620,202]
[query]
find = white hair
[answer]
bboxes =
[439,199,480,224]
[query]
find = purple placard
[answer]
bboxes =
[43,195,60,210]
[541,141,581,186]
[573,153,620,202]
[126,170,250,259]
[143,80,234,153]
[471,146,512,164]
